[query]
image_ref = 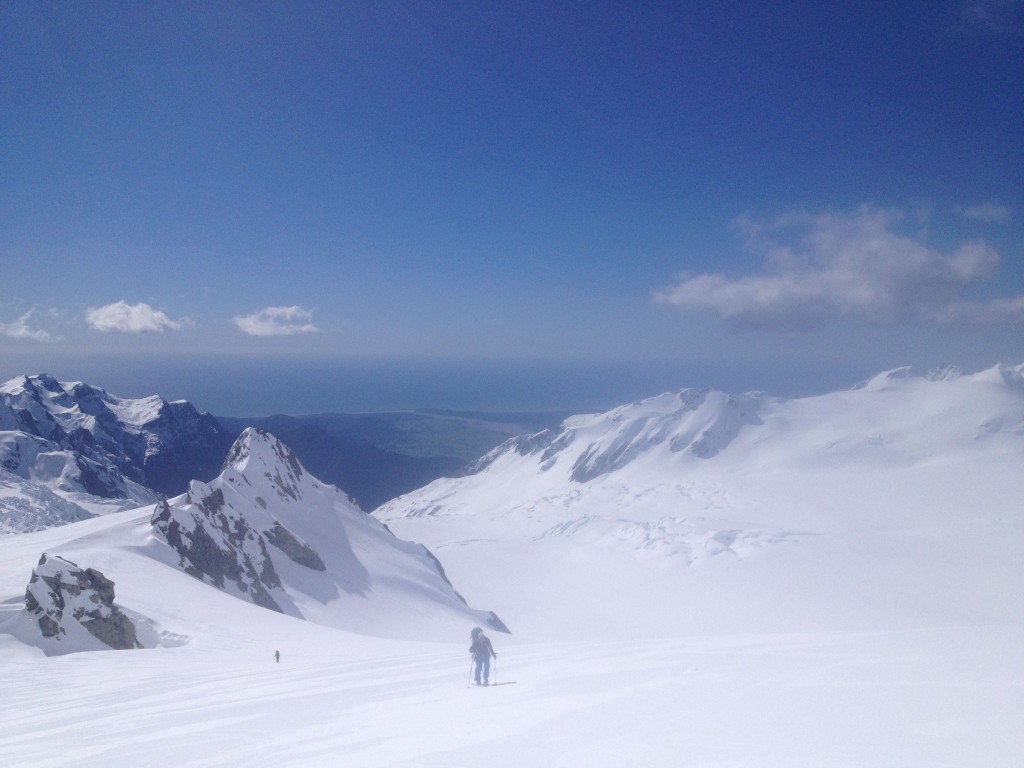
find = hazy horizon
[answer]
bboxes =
[3,354,1018,417]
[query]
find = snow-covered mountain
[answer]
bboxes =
[0,364,1021,766]
[376,363,1024,639]
[0,427,505,655]
[0,374,233,532]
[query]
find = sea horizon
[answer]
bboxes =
[0,354,878,417]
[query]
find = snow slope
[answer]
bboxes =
[0,364,1021,766]
[0,428,504,656]
[2,618,1018,767]
[376,363,1024,640]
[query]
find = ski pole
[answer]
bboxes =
[467,658,474,688]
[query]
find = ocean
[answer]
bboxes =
[1,354,866,417]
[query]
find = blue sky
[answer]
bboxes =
[2,1,1023,413]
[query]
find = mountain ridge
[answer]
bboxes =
[2,426,507,655]
[1,374,233,532]
[376,362,1024,639]
[0,363,1019,765]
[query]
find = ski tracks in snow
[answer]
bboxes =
[3,627,1021,767]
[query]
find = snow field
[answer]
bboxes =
[3,365,1023,766]
[2,625,1020,767]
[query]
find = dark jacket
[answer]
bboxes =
[470,634,495,660]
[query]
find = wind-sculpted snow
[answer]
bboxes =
[857,362,1024,391]
[983,361,1024,391]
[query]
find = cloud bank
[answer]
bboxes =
[655,206,1024,331]
[233,306,318,336]
[85,301,185,333]
[0,310,56,342]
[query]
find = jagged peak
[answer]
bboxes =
[224,427,282,467]
[1,374,174,427]
[1,374,232,504]
[25,373,65,393]
[221,428,307,497]
[1,373,63,402]
[0,373,34,396]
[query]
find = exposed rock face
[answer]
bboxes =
[150,433,329,615]
[148,428,507,634]
[0,373,233,499]
[24,553,141,650]
[265,521,326,571]
[151,496,288,613]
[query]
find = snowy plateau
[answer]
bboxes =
[1,364,1023,767]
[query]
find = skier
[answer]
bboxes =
[274,650,280,663]
[469,626,496,686]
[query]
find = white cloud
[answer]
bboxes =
[0,310,57,342]
[655,206,1024,331]
[960,203,1012,223]
[232,306,319,337]
[85,301,185,333]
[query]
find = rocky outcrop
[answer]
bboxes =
[149,433,330,616]
[151,497,288,613]
[147,428,506,634]
[24,553,140,650]
[265,521,326,571]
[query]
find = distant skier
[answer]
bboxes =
[274,650,280,663]
[469,627,496,686]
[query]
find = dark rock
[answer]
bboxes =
[24,553,141,650]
